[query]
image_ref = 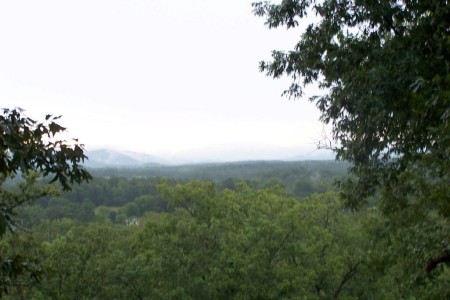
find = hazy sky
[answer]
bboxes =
[0,0,330,162]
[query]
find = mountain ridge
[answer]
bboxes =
[84,147,334,168]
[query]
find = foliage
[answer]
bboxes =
[0,108,91,192]
[253,0,449,278]
[6,179,445,298]
[1,108,91,234]
[0,108,91,295]
[0,233,46,299]
[88,160,349,189]
[12,161,347,227]
[38,224,121,299]
[20,182,375,299]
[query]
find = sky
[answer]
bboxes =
[0,0,331,163]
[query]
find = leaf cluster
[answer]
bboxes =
[1,108,91,191]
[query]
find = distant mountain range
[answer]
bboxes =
[84,147,334,168]
[84,149,161,168]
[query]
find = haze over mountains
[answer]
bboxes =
[85,146,334,167]
[83,149,161,168]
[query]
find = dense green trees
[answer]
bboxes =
[13,181,371,299]
[11,161,346,227]
[253,0,449,279]
[6,179,443,299]
[1,170,446,298]
[0,108,91,294]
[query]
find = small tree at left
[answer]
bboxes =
[0,107,91,295]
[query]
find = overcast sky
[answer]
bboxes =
[0,0,330,163]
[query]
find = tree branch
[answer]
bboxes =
[333,262,359,299]
[425,252,450,273]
